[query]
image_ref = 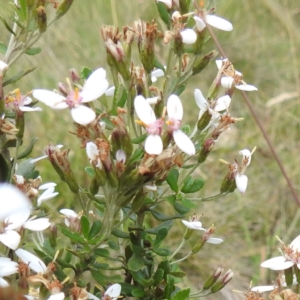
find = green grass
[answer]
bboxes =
[2,0,300,298]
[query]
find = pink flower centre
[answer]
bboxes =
[65,89,83,108]
[167,118,181,131]
[146,119,164,135]
[285,247,300,265]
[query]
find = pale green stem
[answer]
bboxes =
[110,0,118,27]
[170,251,193,265]
[76,190,88,216]
[9,138,21,182]
[186,193,228,202]
[169,238,186,260]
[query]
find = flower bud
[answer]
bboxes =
[44,144,79,193]
[36,6,47,33]
[191,238,205,253]
[192,50,217,75]
[203,267,224,290]
[49,224,57,247]
[198,138,215,163]
[210,269,234,293]
[56,0,74,18]
[197,109,212,131]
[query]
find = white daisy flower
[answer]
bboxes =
[166,95,195,155]
[33,68,109,125]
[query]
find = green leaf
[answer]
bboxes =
[85,166,95,177]
[153,268,164,286]
[171,288,190,300]
[88,220,102,240]
[166,169,179,192]
[131,133,147,144]
[146,220,173,234]
[181,124,190,135]
[25,47,42,56]
[181,176,205,193]
[170,271,186,278]
[151,210,184,221]
[173,84,186,96]
[154,227,168,246]
[152,248,171,256]
[108,240,119,250]
[15,159,35,179]
[18,0,27,21]
[128,254,144,271]
[92,262,110,269]
[0,153,10,182]
[127,148,144,165]
[111,228,129,238]
[3,66,37,86]
[0,16,16,35]
[173,201,190,214]
[131,288,145,298]
[156,2,171,28]
[80,216,90,239]
[164,274,175,299]
[17,138,39,160]
[91,270,122,285]
[165,195,176,205]
[0,41,7,54]
[110,85,127,115]
[80,66,92,80]
[181,197,197,209]
[153,59,166,74]
[57,225,86,245]
[94,248,110,258]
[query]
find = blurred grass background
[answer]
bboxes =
[2,0,300,298]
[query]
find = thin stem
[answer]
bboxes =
[206,24,300,207]
[10,138,21,182]
[169,238,186,260]
[76,190,88,216]
[170,251,192,265]
[110,0,118,27]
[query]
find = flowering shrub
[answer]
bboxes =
[0,0,277,299]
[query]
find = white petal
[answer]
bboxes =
[193,16,206,32]
[86,142,99,160]
[207,237,223,244]
[29,155,48,164]
[87,293,99,300]
[0,278,9,287]
[23,96,32,105]
[32,90,68,109]
[19,106,42,112]
[14,175,25,185]
[5,208,31,230]
[60,209,78,218]
[0,60,8,73]
[81,68,109,102]
[0,184,31,220]
[214,95,231,111]
[15,248,47,273]
[251,286,275,293]
[24,218,51,231]
[182,220,203,230]
[260,256,294,271]
[194,89,208,111]
[105,283,121,299]
[105,86,115,96]
[235,174,248,193]
[146,97,159,105]
[151,68,165,83]
[167,95,183,120]
[0,231,21,250]
[38,187,58,206]
[173,130,195,156]
[47,292,65,300]
[239,149,252,166]
[116,149,126,162]
[206,15,233,31]
[145,135,163,155]
[235,84,258,91]
[39,182,57,190]
[180,29,197,44]
[215,59,228,70]
[71,105,96,125]
[290,235,300,251]
[0,262,18,277]
[221,77,234,89]
[134,95,157,124]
